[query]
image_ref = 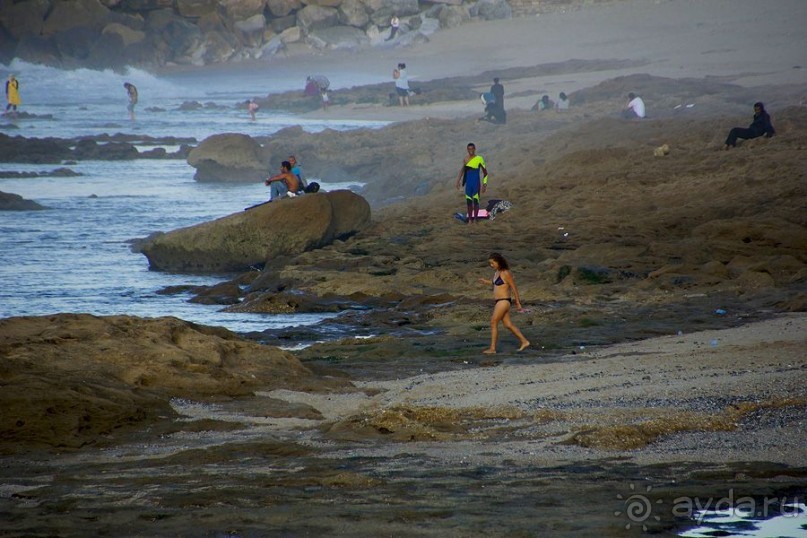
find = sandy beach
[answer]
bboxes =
[2,0,807,535]
[279,0,807,122]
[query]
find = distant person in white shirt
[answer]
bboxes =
[555,91,570,110]
[623,92,646,119]
[386,15,400,41]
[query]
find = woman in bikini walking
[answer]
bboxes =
[479,252,530,354]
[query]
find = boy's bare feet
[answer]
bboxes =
[482,348,496,354]
[518,341,530,352]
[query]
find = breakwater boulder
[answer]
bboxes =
[0,0,521,68]
[138,190,371,272]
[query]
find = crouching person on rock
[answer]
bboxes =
[264,160,301,201]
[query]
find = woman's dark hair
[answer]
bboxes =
[488,252,509,270]
[559,92,567,100]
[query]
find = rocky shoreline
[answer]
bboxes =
[2,0,807,533]
[2,69,805,535]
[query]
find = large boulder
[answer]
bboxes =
[14,34,61,66]
[233,13,266,47]
[337,0,369,27]
[176,0,218,18]
[0,0,50,40]
[306,25,369,50]
[0,314,322,453]
[102,22,147,46]
[41,0,113,36]
[267,0,303,18]
[436,5,470,28]
[473,0,511,20]
[187,132,267,182]
[53,25,100,60]
[296,5,339,33]
[220,0,267,22]
[137,190,371,272]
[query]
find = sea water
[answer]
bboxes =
[0,60,389,334]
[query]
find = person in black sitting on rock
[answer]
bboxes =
[724,102,775,150]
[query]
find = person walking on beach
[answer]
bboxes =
[479,252,530,354]
[622,92,645,119]
[386,15,400,41]
[5,74,20,115]
[264,160,301,200]
[124,82,138,121]
[393,63,409,106]
[455,142,488,224]
[724,102,775,150]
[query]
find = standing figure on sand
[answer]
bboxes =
[479,253,530,354]
[455,142,488,224]
[724,102,775,149]
[486,77,506,123]
[124,82,138,121]
[5,74,20,115]
[393,63,409,106]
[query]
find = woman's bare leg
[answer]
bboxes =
[484,301,509,354]
[502,311,530,351]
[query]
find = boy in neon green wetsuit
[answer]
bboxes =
[455,142,488,223]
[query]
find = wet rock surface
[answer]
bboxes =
[0,133,195,164]
[0,190,46,210]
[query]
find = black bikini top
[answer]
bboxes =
[493,272,505,286]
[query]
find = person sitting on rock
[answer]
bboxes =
[724,102,775,150]
[555,91,570,110]
[622,92,645,119]
[532,94,554,111]
[264,161,301,201]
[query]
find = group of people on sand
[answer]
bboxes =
[616,91,776,150]
[530,86,776,150]
[532,92,570,112]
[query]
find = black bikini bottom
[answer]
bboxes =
[495,298,512,304]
